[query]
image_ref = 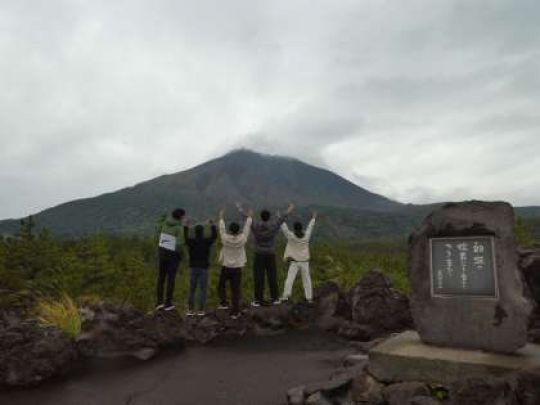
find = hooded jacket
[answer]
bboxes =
[184,225,218,268]
[251,214,287,255]
[218,217,252,268]
[281,218,316,262]
[157,214,184,252]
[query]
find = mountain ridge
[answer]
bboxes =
[0,149,538,239]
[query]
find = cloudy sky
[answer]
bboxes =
[1,0,539,219]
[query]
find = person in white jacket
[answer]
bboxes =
[281,212,317,303]
[217,208,253,318]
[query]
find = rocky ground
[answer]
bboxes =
[2,263,540,404]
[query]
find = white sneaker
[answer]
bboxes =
[231,314,240,320]
[251,301,261,307]
[197,311,206,317]
[155,304,165,311]
[164,305,176,311]
[218,305,229,310]
[272,300,281,305]
[186,310,195,317]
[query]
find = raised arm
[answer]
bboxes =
[304,212,317,240]
[275,203,295,228]
[240,215,253,243]
[218,209,227,238]
[281,222,293,239]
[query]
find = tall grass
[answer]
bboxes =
[37,294,82,338]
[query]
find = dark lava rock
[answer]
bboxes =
[338,320,374,341]
[314,281,351,320]
[349,270,413,337]
[410,396,441,405]
[450,375,517,405]
[0,314,77,388]
[350,369,384,404]
[409,201,532,353]
[382,382,430,405]
[520,249,540,343]
[510,367,540,405]
[77,303,186,359]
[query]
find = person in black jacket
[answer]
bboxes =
[184,220,218,316]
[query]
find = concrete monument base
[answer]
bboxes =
[369,331,540,385]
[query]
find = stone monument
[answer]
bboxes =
[408,201,531,353]
[369,201,538,384]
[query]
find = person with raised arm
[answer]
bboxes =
[217,207,253,319]
[240,202,295,306]
[280,212,317,303]
[184,219,218,317]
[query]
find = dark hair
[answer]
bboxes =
[229,222,240,235]
[172,208,185,220]
[293,222,305,238]
[260,210,271,222]
[194,224,204,239]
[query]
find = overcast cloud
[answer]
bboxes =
[1,0,539,219]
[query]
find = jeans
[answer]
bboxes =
[282,261,312,300]
[253,253,278,303]
[157,248,181,306]
[218,267,242,315]
[188,267,209,311]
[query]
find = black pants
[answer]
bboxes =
[253,253,278,303]
[157,248,181,306]
[218,267,242,315]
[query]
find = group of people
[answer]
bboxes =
[155,203,317,319]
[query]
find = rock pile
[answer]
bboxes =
[0,311,77,388]
[287,353,540,405]
[77,302,186,360]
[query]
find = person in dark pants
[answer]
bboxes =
[184,221,218,316]
[239,203,295,306]
[156,208,186,311]
[217,208,253,319]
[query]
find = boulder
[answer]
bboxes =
[520,249,540,305]
[314,281,350,320]
[382,382,430,405]
[449,375,517,405]
[510,367,540,405]
[350,370,384,404]
[349,270,413,337]
[519,249,540,343]
[0,315,77,388]
[409,201,532,353]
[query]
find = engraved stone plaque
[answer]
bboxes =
[430,236,497,298]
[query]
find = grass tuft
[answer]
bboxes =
[37,293,82,338]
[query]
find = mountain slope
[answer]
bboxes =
[0,150,403,236]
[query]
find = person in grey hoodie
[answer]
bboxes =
[239,202,295,306]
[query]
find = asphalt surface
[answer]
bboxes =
[0,329,351,405]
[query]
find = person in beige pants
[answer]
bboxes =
[280,212,317,302]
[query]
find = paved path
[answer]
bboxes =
[1,329,351,405]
